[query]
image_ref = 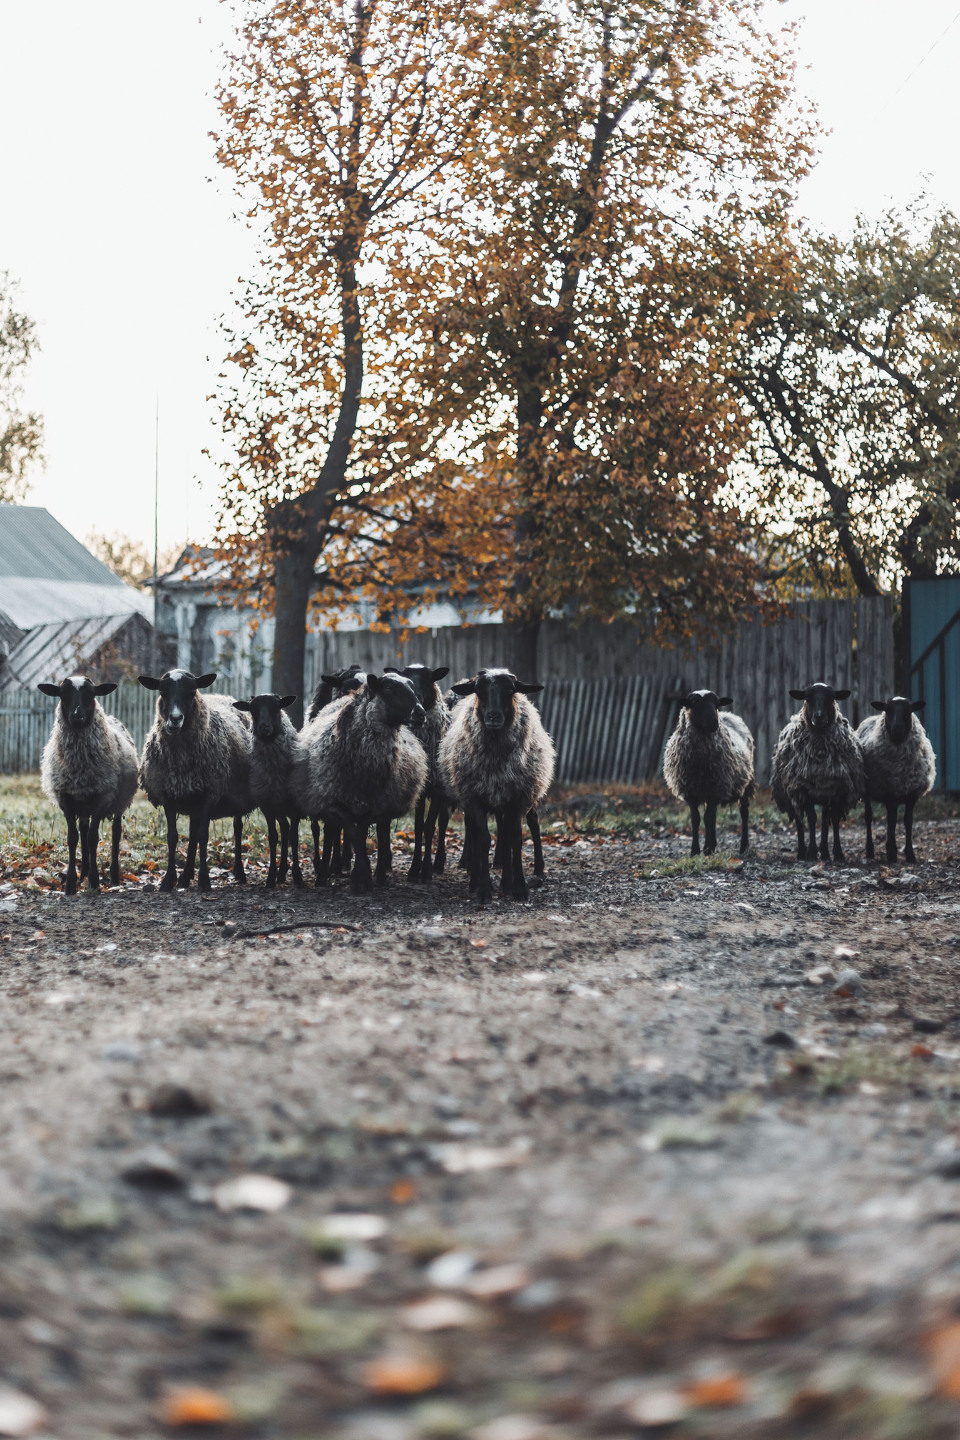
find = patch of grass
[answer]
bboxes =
[782,1046,926,1096]
[635,854,736,880]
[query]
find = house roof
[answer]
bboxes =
[0,612,153,691]
[0,506,151,628]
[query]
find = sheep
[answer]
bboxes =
[384,663,451,881]
[662,690,755,856]
[856,696,936,863]
[439,668,555,903]
[138,670,253,892]
[233,692,305,887]
[770,683,865,863]
[38,675,139,894]
[301,672,427,893]
[305,665,366,882]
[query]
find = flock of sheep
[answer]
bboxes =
[36,666,936,900]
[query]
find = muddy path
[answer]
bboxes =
[1,813,960,1437]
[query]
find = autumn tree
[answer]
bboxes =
[382,0,814,677]
[213,0,486,712]
[735,206,960,599]
[0,274,43,502]
[85,532,180,590]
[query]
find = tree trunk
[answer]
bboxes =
[272,547,317,726]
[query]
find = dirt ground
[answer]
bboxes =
[2,790,960,1439]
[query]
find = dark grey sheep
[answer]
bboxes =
[663,690,755,855]
[771,683,865,862]
[857,696,936,862]
[39,675,139,893]
[138,670,252,892]
[384,663,450,882]
[301,673,427,893]
[233,692,305,887]
[439,668,555,903]
[305,665,366,882]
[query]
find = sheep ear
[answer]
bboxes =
[93,683,117,696]
[789,689,807,701]
[320,673,339,687]
[514,680,543,695]
[432,666,450,682]
[833,689,851,701]
[38,683,61,697]
[195,673,217,689]
[716,696,733,707]
[138,675,161,690]
[278,694,298,709]
[233,700,252,712]
[871,700,887,712]
[912,699,926,712]
[366,674,380,693]
[451,680,476,696]
[383,666,400,675]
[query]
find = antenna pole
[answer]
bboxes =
[153,397,159,664]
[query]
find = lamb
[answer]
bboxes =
[38,675,139,894]
[856,696,936,863]
[301,673,427,893]
[439,668,555,903]
[663,690,755,855]
[771,683,865,863]
[306,665,366,882]
[384,663,451,882]
[233,692,305,887]
[138,670,253,892]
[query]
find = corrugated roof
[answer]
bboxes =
[0,505,127,585]
[1,613,151,690]
[0,577,151,629]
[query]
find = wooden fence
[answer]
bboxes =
[1,600,894,784]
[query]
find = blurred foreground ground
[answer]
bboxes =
[1,781,960,1437]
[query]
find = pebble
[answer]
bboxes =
[913,1017,945,1034]
[121,1147,184,1189]
[0,1388,48,1437]
[400,1295,479,1331]
[100,1041,143,1064]
[147,1082,212,1118]
[861,1023,889,1037]
[221,920,239,937]
[763,1030,796,1049]
[213,1174,292,1213]
[805,966,835,987]
[426,1250,477,1287]
[832,968,864,998]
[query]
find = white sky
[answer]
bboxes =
[1,0,958,556]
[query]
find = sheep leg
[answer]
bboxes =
[465,802,492,903]
[794,808,806,861]
[277,816,290,885]
[178,816,198,888]
[232,815,246,884]
[504,808,528,900]
[819,805,831,862]
[312,818,326,883]
[703,802,718,856]
[434,801,450,875]
[689,804,701,857]
[349,821,373,894]
[529,808,544,881]
[62,802,79,895]
[738,795,750,854]
[290,817,305,887]
[864,797,874,860]
[78,815,90,887]
[265,815,279,888]
[831,804,845,863]
[110,814,122,886]
[885,799,899,863]
[459,819,471,871]
[160,805,179,892]
[804,800,819,860]
[86,816,101,890]
[496,812,514,893]
[408,798,425,882]
[420,796,440,883]
[492,826,504,869]
[375,817,393,886]
[196,810,214,892]
[904,797,917,863]
[342,833,353,871]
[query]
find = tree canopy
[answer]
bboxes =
[0,274,43,503]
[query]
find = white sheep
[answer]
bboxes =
[39,675,139,894]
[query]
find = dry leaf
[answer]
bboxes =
[464,1263,531,1298]
[390,1179,416,1204]
[685,1374,748,1407]
[365,1356,445,1394]
[433,1143,529,1174]
[161,1386,235,1425]
[927,1320,960,1398]
[912,1044,934,1060]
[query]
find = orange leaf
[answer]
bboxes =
[912,1044,934,1060]
[161,1387,235,1426]
[390,1179,416,1204]
[365,1357,445,1394]
[928,1322,960,1398]
[685,1375,748,1408]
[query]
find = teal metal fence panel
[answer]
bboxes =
[908,578,960,791]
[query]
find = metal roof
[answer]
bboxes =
[0,612,153,691]
[0,577,151,629]
[0,505,128,584]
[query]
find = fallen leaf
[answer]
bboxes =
[927,1321,960,1398]
[433,1142,529,1174]
[365,1356,445,1394]
[390,1179,416,1204]
[685,1374,748,1407]
[912,1044,934,1061]
[624,1389,688,1426]
[314,1213,386,1242]
[464,1263,531,1298]
[161,1386,235,1425]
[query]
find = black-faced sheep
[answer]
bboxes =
[439,669,555,903]
[663,690,755,855]
[138,670,253,892]
[301,673,427,893]
[857,696,936,863]
[233,692,305,887]
[384,663,450,882]
[771,683,865,863]
[38,676,139,894]
[305,665,366,882]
